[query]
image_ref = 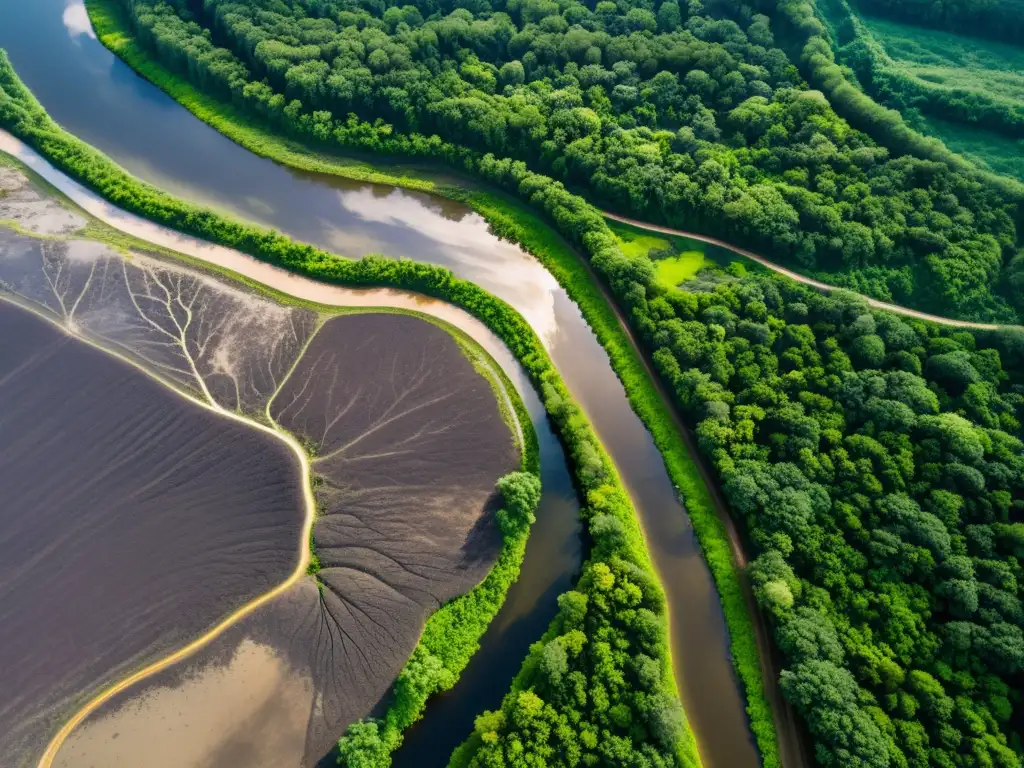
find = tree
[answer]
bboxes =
[780,661,889,768]
[338,721,390,768]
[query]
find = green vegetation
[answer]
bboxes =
[769,0,1024,200]
[609,222,705,287]
[610,226,674,261]
[0,49,705,768]
[917,115,1024,185]
[654,252,704,287]
[307,530,322,577]
[31,0,1024,762]
[654,265,1024,767]
[456,182,779,768]
[852,0,1024,45]
[92,0,1023,323]
[816,0,1024,184]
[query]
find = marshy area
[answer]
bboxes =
[0,162,523,767]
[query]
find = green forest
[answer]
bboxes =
[100,0,1024,324]
[656,267,1024,767]
[814,0,1024,184]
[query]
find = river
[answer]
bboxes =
[0,2,760,766]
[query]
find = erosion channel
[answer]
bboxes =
[0,1,763,766]
[0,161,535,768]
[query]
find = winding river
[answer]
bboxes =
[0,2,761,766]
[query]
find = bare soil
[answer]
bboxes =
[0,302,305,768]
[0,162,518,767]
[52,314,520,768]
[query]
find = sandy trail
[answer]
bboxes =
[603,211,1016,331]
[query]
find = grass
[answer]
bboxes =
[863,15,1024,105]
[608,221,708,287]
[611,225,675,259]
[916,114,1024,182]
[656,252,706,287]
[823,0,1024,183]
[863,14,1024,76]
[68,5,781,765]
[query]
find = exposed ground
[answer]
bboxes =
[55,313,520,767]
[0,166,519,768]
[0,301,305,768]
[273,313,516,616]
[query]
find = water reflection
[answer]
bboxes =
[334,186,561,343]
[61,2,94,41]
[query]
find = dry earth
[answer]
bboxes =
[0,301,305,768]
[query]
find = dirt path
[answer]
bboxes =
[603,212,1015,332]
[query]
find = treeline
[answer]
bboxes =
[0,48,699,768]
[852,0,1024,46]
[765,0,971,161]
[108,0,1022,322]
[843,38,1024,139]
[764,0,1024,191]
[653,268,1024,767]
[816,0,1024,139]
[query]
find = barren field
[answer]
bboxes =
[0,301,306,767]
[55,314,520,767]
[0,164,520,768]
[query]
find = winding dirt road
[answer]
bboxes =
[603,212,1015,332]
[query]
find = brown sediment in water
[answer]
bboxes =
[51,635,317,768]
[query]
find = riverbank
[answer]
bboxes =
[0,149,540,768]
[0,55,701,768]
[81,3,781,765]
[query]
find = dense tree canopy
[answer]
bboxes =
[652,269,1024,767]
[113,0,1022,322]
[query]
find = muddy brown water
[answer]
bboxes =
[0,2,762,766]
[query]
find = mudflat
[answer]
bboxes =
[271,314,523,756]
[0,164,521,768]
[53,313,521,767]
[0,301,306,766]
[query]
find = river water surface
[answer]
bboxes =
[0,2,760,766]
